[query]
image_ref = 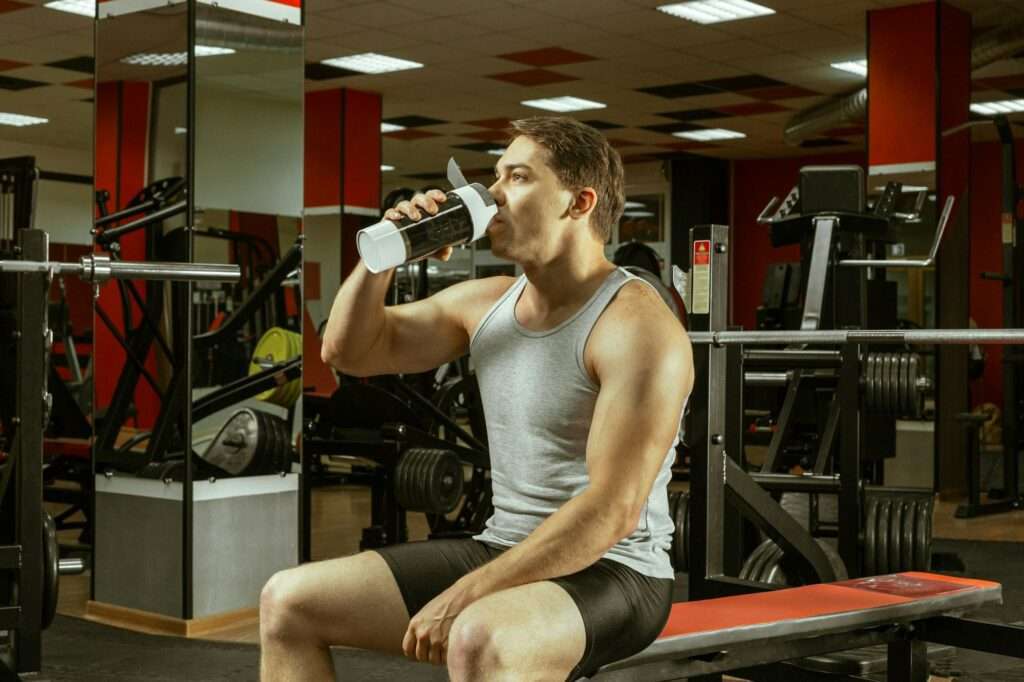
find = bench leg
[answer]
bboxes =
[887,638,927,682]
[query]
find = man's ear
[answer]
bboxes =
[568,187,598,219]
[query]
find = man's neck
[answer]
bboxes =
[520,247,617,315]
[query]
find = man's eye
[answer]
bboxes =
[512,173,526,181]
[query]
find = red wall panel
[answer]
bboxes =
[868,3,937,169]
[304,90,342,208]
[342,88,382,211]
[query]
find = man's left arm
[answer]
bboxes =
[402,286,693,662]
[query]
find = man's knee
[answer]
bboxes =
[447,610,504,675]
[260,568,309,643]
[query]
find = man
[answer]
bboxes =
[260,117,693,681]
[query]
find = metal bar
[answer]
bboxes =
[744,371,789,387]
[886,638,928,682]
[690,328,1024,346]
[838,344,862,577]
[921,617,1024,658]
[800,215,836,331]
[743,349,842,366]
[814,394,841,474]
[118,275,175,363]
[94,199,185,243]
[191,358,302,423]
[93,302,164,397]
[15,228,45,673]
[388,378,488,454]
[750,473,842,494]
[762,372,801,473]
[726,458,837,583]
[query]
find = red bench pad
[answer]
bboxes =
[659,572,999,640]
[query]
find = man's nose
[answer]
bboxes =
[487,181,505,205]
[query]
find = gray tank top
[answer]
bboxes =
[469,267,678,579]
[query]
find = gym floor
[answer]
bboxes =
[49,483,1024,681]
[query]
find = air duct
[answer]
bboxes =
[782,19,1024,146]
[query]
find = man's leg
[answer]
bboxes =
[447,581,586,682]
[259,550,408,682]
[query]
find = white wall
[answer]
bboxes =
[195,83,303,218]
[0,140,93,245]
[302,213,341,328]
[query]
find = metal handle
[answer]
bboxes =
[838,195,955,268]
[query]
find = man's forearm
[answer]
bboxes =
[321,261,394,367]
[459,491,631,600]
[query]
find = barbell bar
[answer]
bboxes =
[689,328,1024,346]
[0,254,240,284]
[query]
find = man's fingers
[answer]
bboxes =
[402,627,416,659]
[427,189,447,202]
[428,641,445,666]
[415,633,430,662]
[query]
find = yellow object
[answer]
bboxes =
[249,327,301,407]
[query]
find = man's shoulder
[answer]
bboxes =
[592,278,689,364]
[437,274,518,334]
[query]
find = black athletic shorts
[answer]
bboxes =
[374,538,674,680]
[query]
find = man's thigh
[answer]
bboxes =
[274,550,409,653]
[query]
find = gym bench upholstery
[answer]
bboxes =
[590,572,1002,681]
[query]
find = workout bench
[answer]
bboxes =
[592,571,1005,681]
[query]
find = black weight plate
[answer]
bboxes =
[888,354,898,414]
[740,540,773,581]
[864,495,877,575]
[43,510,59,630]
[915,498,932,570]
[864,354,874,411]
[760,544,787,585]
[889,500,905,574]
[876,498,891,575]
[879,354,889,413]
[908,355,921,419]
[867,354,878,412]
[901,499,916,571]
[899,355,910,417]
[755,541,783,584]
[439,451,464,513]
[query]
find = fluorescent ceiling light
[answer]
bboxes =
[381,122,405,133]
[487,148,507,156]
[521,96,606,112]
[673,128,746,141]
[321,53,423,74]
[381,164,395,172]
[874,184,929,193]
[970,99,1024,115]
[624,200,647,209]
[0,113,49,127]
[174,127,187,135]
[121,45,235,67]
[831,60,867,76]
[657,0,774,24]
[44,0,94,17]
[623,211,656,218]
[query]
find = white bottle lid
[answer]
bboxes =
[357,219,406,273]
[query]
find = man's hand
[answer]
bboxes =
[403,578,477,665]
[384,189,454,262]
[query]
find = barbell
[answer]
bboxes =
[0,254,240,284]
[689,328,1024,346]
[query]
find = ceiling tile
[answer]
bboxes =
[0,59,29,71]
[462,129,509,142]
[582,119,624,130]
[715,101,790,116]
[304,62,358,80]
[45,56,93,74]
[498,47,597,67]
[453,141,504,152]
[799,137,850,148]
[658,108,730,121]
[464,118,512,129]
[63,78,93,89]
[0,0,31,14]
[317,2,430,25]
[0,74,46,90]
[383,115,447,127]
[746,84,820,100]
[487,68,577,86]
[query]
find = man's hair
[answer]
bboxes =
[509,117,625,242]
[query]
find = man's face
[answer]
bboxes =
[486,135,575,262]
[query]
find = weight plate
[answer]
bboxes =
[908,355,921,419]
[894,354,904,416]
[249,327,301,406]
[901,354,911,417]
[889,500,905,574]
[864,495,877,576]
[871,353,880,412]
[740,539,773,581]
[879,354,889,413]
[876,498,891,575]
[915,497,932,570]
[760,543,787,585]
[888,354,899,414]
[43,510,58,630]
[864,354,875,412]
[901,499,916,571]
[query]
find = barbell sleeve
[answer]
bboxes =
[690,328,1024,346]
[0,256,240,283]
